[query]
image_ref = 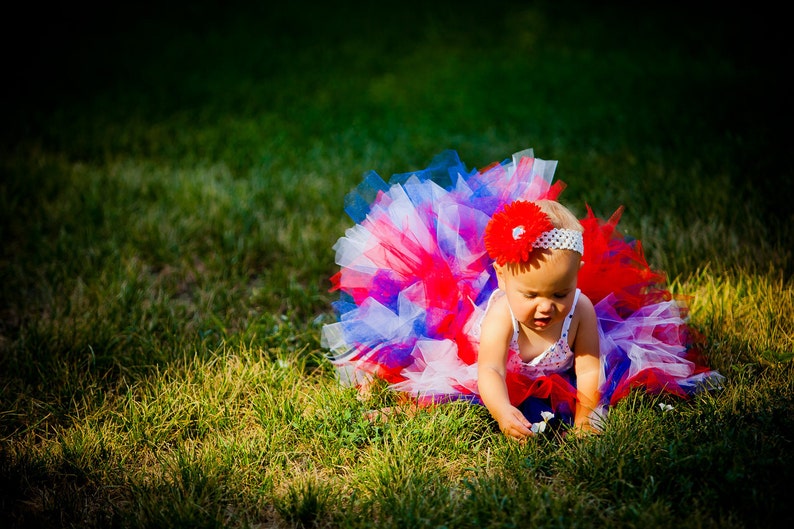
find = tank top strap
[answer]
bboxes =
[560,289,581,340]
[507,296,520,336]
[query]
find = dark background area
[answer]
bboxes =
[4,2,790,224]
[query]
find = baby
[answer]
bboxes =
[477,199,601,439]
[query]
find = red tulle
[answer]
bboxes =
[544,181,567,202]
[578,205,669,313]
[609,368,688,404]
[506,372,578,411]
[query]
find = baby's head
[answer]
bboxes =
[484,199,584,277]
[534,199,583,233]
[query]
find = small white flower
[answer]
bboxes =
[277,358,291,369]
[530,411,555,434]
[658,403,674,412]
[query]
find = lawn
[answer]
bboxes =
[1,1,791,528]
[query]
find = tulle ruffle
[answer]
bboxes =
[322,148,724,415]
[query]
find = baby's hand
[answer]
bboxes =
[497,406,533,440]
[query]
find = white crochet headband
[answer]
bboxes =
[532,228,584,255]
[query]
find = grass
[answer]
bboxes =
[1,1,791,527]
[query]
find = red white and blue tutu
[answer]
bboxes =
[321,148,724,422]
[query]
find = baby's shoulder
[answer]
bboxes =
[480,293,513,336]
[570,292,599,349]
[574,291,597,320]
[567,292,596,340]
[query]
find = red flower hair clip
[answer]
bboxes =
[484,201,554,265]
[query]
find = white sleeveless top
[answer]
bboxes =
[484,288,580,377]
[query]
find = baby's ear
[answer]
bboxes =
[494,263,506,290]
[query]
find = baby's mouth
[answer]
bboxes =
[534,317,552,328]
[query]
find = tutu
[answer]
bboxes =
[321,148,724,422]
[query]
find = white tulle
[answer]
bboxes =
[389,339,479,396]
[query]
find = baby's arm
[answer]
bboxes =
[477,299,533,440]
[572,294,601,433]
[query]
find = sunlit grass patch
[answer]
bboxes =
[683,268,794,369]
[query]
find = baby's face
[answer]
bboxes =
[497,250,581,333]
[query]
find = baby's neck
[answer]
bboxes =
[516,321,563,361]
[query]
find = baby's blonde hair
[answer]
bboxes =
[535,199,583,232]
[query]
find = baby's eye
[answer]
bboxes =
[553,293,569,299]
[523,293,536,299]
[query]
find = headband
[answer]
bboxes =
[484,201,584,265]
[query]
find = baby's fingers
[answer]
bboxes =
[502,419,532,440]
